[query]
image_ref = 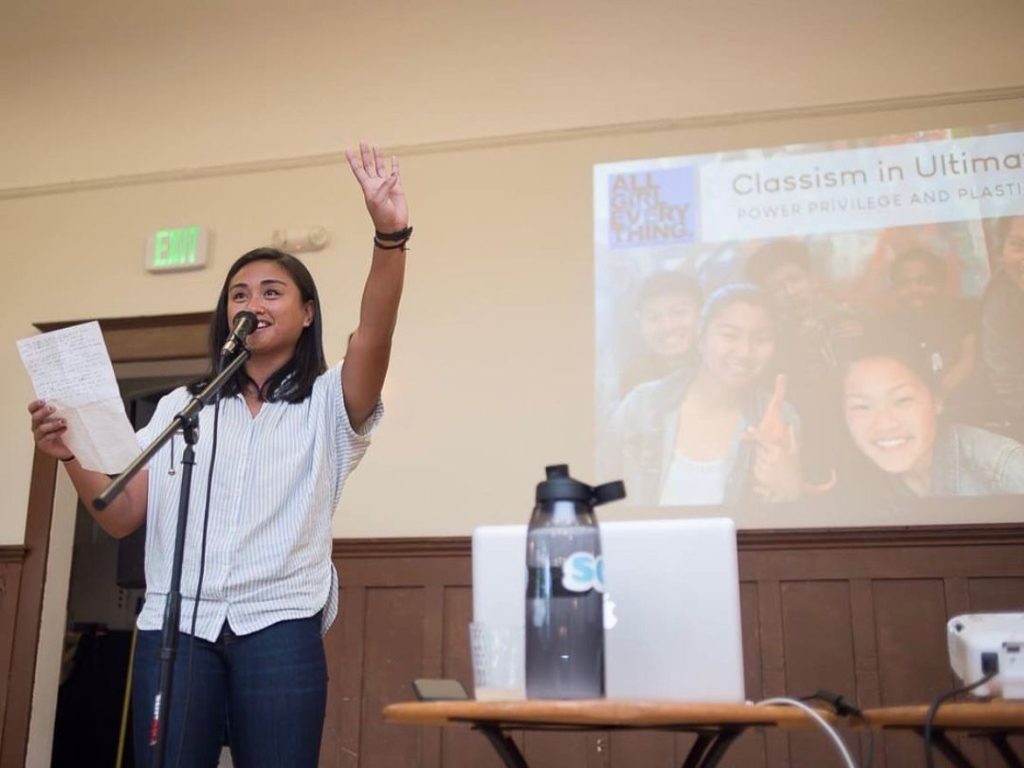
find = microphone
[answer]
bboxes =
[220,311,258,359]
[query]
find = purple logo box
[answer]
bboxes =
[608,166,698,249]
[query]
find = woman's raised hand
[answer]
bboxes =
[345,143,408,235]
[746,422,802,502]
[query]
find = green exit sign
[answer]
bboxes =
[145,227,209,272]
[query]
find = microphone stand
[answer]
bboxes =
[95,347,250,768]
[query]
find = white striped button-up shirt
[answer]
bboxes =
[134,364,380,641]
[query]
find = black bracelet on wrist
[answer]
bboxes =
[59,455,75,463]
[374,225,413,242]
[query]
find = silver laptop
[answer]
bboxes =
[472,517,745,701]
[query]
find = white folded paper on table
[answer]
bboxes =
[17,321,139,474]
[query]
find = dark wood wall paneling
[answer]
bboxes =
[0,455,57,768]
[325,528,1024,768]
[0,545,27,756]
[0,529,1020,766]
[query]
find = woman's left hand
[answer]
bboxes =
[746,423,802,502]
[345,142,408,234]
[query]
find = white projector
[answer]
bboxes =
[947,613,1024,699]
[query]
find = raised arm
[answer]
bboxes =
[341,143,409,429]
[28,399,148,538]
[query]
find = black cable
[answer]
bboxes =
[800,689,872,768]
[172,385,223,767]
[923,671,997,768]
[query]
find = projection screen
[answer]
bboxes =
[595,122,1024,515]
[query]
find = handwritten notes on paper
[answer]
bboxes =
[17,322,139,474]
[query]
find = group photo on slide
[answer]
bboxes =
[596,123,1024,509]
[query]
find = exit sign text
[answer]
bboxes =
[145,227,209,272]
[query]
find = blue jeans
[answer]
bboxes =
[132,614,327,768]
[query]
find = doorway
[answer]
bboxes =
[10,312,212,768]
[50,368,205,766]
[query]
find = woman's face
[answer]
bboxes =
[763,261,816,321]
[699,300,775,391]
[639,293,699,359]
[1002,216,1024,292]
[226,259,313,361]
[843,356,939,478]
[892,258,941,308]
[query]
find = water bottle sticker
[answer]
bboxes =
[604,592,619,630]
[561,552,605,594]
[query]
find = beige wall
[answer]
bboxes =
[4,0,1024,189]
[3,0,1024,545]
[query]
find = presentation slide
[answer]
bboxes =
[595,122,1024,511]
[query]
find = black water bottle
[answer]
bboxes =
[525,465,625,699]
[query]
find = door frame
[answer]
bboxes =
[2,312,211,768]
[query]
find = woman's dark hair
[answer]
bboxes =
[889,247,947,287]
[996,213,1024,252]
[637,270,702,308]
[191,247,327,403]
[836,322,940,394]
[744,239,812,287]
[697,282,775,340]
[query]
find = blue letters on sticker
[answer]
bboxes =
[562,552,605,593]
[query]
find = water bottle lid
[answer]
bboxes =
[535,464,627,505]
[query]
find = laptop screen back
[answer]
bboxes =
[472,517,745,701]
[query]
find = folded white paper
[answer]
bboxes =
[18,321,139,474]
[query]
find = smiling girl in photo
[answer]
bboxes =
[841,331,1024,499]
[601,284,802,506]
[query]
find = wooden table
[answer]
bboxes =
[861,701,1024,768]
[382,699,836,768]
